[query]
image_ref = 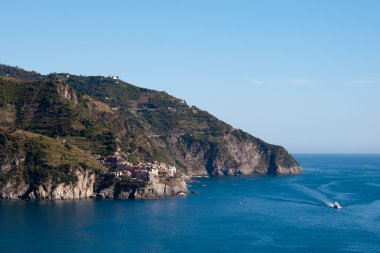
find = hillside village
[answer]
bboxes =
[100,155,177,182]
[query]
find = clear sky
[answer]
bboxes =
[1,0,379,153]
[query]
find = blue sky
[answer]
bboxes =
[1,0,379,153]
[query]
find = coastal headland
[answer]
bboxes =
[0,64,301,200]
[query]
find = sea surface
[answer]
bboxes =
[1,154,380,253]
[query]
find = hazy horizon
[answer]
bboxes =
[1,0,379,153]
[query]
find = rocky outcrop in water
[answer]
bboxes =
[96,175,188,200]
[133,176,188,199]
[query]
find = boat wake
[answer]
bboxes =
[263,196,321,206]
[292,183,334,207]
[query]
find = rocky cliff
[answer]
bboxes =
[168,130,301,176]
[97,175,188,200]
[0,168,95,200]
[133,176,188,199]
[0,131,101,200]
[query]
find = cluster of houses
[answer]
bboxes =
[101,156,177,181]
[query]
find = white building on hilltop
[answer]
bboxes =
[109,74,119,80]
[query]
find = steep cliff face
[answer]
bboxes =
[0,168,95,200]
[96,175,188,200]
[215,133,301,175]
[0,180,29,199]
[27,169,95,200]
[168,131,301,176]
[133,176,188,199]
[0,131,103,200]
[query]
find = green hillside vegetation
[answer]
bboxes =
[65,74,231,135]
[0,64,42,81]
[0,76,121,156]
[60,74,234,165]
[0,130,106,189]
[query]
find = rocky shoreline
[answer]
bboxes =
[0,167,303,201]
[0,169,189,201]
[96,175,189,200]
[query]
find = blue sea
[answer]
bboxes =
[1,154,380,253]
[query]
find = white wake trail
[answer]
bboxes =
[293,183,333,206]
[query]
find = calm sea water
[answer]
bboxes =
[1,154,380,253]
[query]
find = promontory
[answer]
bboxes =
[0,64,302,200]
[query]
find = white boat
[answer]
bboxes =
[333,201,342,209]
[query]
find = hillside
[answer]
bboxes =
[0,130,104,199]
[0,64,301,199]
